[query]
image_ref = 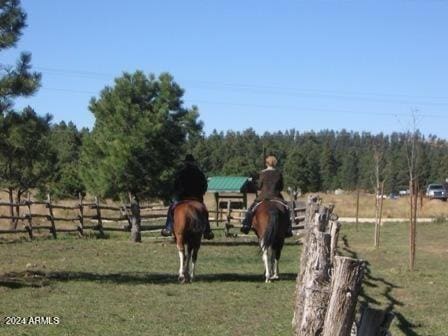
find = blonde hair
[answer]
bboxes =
[265,155,278,168]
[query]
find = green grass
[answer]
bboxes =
[1,222,447,336]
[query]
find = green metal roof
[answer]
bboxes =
[207,176,250,192]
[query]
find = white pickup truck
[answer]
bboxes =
[426,183,447,201]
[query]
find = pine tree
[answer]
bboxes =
[80,71,202,200]
[0,0,41,114]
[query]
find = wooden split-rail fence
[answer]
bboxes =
[0,194,306,242]
[293,195,394,336]
[0,194,170,242]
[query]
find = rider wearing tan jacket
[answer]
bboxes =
[241,155,292,237]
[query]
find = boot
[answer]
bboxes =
[240,210,253,234]
[161,203,175,237]
[285,225,293,238]
[203,217,214,240]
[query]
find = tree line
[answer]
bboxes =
[190,128,448,195]
[1,0,448,205]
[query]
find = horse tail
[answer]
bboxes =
[186,203,207,233]
[262,207,278,250]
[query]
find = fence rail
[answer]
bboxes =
[0,194,306,241]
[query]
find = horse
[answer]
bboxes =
[172,200,208,283]
[251,200,290,283]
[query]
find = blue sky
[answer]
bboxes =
[3,1,448,138]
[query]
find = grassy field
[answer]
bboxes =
[1,221,447,335]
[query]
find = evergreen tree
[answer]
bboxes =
[47,121,85,198]
[80,71,202,200]
[0,0,41,114]
[0,106,53,201]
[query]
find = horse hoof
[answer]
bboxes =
[270,275,279,281]
[265,278,272,283]
[178,275,186,284]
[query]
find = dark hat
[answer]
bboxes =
[184,154,196,162]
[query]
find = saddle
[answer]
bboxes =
[251,199,289,213]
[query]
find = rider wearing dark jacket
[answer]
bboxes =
[241,155,293,237]
[161,154,214,239]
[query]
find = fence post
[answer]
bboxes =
[77,193,84,237]
[225,200,231,237]
[329,220,341,264]
[46,194,57,239]
[355,189,360,231]
[95,196,105,237]
[322,256,365,336]
[25,193,33,239]
[293,206,332,335]
[129,194,141,242]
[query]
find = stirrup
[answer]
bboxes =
[203,231,214,240]
[240,226,251,234]
[161,228,172,237]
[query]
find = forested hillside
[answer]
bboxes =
[190,128,448,194]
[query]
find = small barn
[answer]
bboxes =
[207,176,256,211]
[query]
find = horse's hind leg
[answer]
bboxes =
[270,249,279,280]
[177,238,187,283]
[189,246,199,282]
[261,242,272,283]
[272,245,283,280]
[184,244,193,283]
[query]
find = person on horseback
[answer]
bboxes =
[240,155,293,237]
[161,154,214,240]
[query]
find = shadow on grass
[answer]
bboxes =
[341,234,420,336]
[201,239,301,247]
[0,270,297,289]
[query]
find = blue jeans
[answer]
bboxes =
[164,202,177,232]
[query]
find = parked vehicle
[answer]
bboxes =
[426,183,447,201]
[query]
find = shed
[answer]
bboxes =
[207,176,256,212]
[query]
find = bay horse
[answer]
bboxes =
[172,200,208,283]
[251,200,290,283]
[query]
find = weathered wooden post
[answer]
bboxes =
[129,194,141,242]
[94,196,105,237]
[46,194,57,239]
[8,187,15,230]
[293,195,367,336]
[322,256,365,336]
[355,189,360,232]
[293,200,332,335]
[225,200,231,237]
[25,193,33,239]
[77,193,84,237]
[329,219,341,264]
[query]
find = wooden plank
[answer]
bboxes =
[47,194,57,239]
[140,213,166,219]
[89,204,123,211]
[33,225,53,230]
[29,214,50,218]
[101,227,128,232]
[52,217,81,222]
[25,193,34,239]
[0,202,28,207]
[55,228,80,233]
[46,204,80,210]
[0,215,26,220]
[129,194,141,242]
[95,196,105,237]
[78,193,84,236]
[0,229,29,234]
